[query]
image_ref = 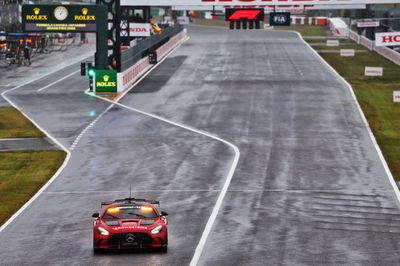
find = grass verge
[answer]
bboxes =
[0,107,45,138]
[318,50,400,180]
[0,150,66,226]
[290,25,400,181]
[275,25,329,36]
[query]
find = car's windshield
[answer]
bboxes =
[103,206,158,219]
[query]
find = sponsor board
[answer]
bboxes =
[326,40,339,46]
[129,23,151,37]
[364,67,383,76]
[94,70,117,92]
[22,4,105,32]
[357,21,379,28]
[269,12,291,26]
[394,91,400,102]
[375,32,400,47]
[340,49,355,56]
[177,16,190,24]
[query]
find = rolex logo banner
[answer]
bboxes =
[95,70,117,92]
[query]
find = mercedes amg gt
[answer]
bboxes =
[92,197,168,253]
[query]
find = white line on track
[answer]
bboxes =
[77,36,240,266]
[69,104,113,150]
[37,69,80,92]
[0,55,91,233]
[295,31,400,203]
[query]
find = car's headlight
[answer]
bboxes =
[98,226,109,236]
[151,225,162,234]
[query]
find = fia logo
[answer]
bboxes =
[274,15,287,23]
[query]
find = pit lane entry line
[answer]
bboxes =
[0,53,95,233]
[296,31,400,204]
[37,70,80,92]
[81,37,240,266]
[0,69,79,233]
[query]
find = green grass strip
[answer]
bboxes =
[295,26,400,181]
[0,107,45,138]
[0,150,66,225]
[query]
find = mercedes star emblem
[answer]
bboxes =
[126,233,135,243]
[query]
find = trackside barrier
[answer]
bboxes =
[375,45,400,65]
[291,16,327,26]
[344,28,400,65]
[291,16,328,26]
[117,29,188,92]
[360,35,374,51]
[348,30,360,43]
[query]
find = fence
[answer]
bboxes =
[121,24,184,71]
[328,18,400,65]
[117,28,187,92]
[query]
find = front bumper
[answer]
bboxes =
[94,231,167,249]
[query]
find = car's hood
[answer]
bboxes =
[103,218,156,228]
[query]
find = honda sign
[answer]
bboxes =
[129,23,151,37]
[375,32,400,47]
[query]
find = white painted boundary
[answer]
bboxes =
[37,70,80,92]
[0,75,75,233]
[0,53,96,233]
[83,35,240,266]
[295,31,400,203]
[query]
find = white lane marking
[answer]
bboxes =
[0,92,71,234]
[5,53,91,93]
[37,70,80,92]
[0,55,90,233]
[294,31,400,203]
[69,104,113,150]
[81,36,240,265]
[70,36,190,150]
[101,96,240,266]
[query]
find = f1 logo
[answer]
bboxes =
[225,8,264,21]
[229,10,261,20]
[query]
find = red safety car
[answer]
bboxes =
[92,198,168,253]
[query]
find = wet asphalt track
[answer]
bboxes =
[1,26,400,266]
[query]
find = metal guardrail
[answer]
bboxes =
[121,24,184,71]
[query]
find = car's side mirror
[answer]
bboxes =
[161,211,168,216]
[92,212,99,218]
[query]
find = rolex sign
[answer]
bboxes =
[95,70,117,92]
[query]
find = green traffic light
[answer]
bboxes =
[88,69,95,77]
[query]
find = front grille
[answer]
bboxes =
[107,232,154,246]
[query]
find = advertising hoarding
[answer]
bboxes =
[375,32,400,47]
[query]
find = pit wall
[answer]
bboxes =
[117,29,188,92]
[329,18,400,65]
